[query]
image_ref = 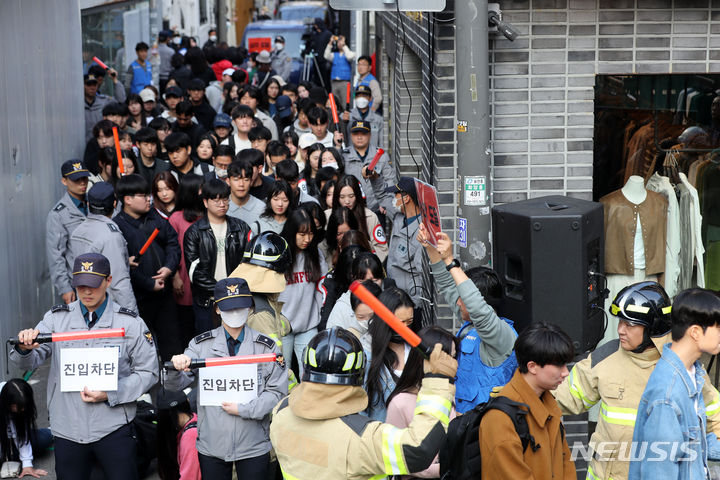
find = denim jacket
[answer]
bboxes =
[629,344,720,480]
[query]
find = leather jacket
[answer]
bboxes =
[184,215,251,298]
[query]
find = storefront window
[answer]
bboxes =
[594,74,720,291]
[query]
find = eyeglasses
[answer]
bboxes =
[132,194,151,199]
[209,198,230,205]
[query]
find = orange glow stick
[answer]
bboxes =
[112,127,124,175]
[328,93,340,125]
[92,56,109,70]
[139,228,160,256]
[349,281,433,357]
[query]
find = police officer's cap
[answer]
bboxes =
[72,253,111,288]
[302,327,365,386]
[275,35,285,43]
[83,74,99,85]
[349,120,371,134]
[385,176,418,204]
[355,84,372,97]
[61,159,90,181]
[214,278,254,311]
[87,182,115,210]
[610,281,672,337]
[156,388,187,409]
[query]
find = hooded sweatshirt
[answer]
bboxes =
[278,250,328,333]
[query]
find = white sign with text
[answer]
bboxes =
[198,364,258,406]
[60,347,119,392]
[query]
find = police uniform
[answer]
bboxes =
[46,161,90,299]
[172,278,288,479]
[10,253,158,480]
[270,42,293,81]
[69,213,137,311]
[343,136,396,213]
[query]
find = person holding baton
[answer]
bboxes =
[169,277,287,479]
[10,253,159,480]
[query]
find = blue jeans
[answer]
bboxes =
[281,328,318,378]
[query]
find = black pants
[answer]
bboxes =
[198,451,270,480]
[54,424,138,480]
[138,291,182,361]
[176,304,196,347]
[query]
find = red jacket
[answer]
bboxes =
[177,413,201,480]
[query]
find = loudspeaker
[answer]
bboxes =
[492,195,605,353]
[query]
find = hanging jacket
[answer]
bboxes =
[553,333,720,480]
[454,319,518,414]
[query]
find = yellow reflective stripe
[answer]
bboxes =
[356,350,364,369]
[280,466,301,480]
[706,399,720,417]
[626,304,650,314]
[569,369,597,408]
[414,394,452,425]
[368,476,387,480]
[600,401,636,426]
[586,465,605,480]
[609,304,620,316]
[342,352,356,371]
[662,306,672,314]
[308,348,318,367]
[381,426,408,475]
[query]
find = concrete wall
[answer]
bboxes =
[0,0,85,374]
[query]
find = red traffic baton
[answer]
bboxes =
[112,127,124,175]
[163,353,279,370]
[328,92,340,125]
[367,148,384,174]
[349,281,433,358]
[346,82,352,111]
[9,328,125,346]
[92,56,110,70]
[138,228,160,257]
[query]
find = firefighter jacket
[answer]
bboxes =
[553,334,720,480]
[270,376,454,480]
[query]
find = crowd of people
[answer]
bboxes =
[8,24,720,480]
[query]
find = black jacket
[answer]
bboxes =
[113,209,180,300]
[183,215,252,297]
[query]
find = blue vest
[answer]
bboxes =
[330,52,352,81]
[357,73,378,106]
[454,318,518,414]
[130,60,152,94]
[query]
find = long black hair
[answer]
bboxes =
[262,180,294,219]
[332,175,368,238]
[386,326,458,407]
[325,206,361,255]
[280,208,324,283]
[365,287,416,414]
[174,173,205,223]
[0,379,37,460]
[156,396,194,480]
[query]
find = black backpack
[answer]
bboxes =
[439,396,538,480]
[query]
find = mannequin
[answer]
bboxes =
[621,175,647,204]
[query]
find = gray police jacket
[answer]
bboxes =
[68,213,137,312]
[347,108,384,150]
[175,325,287,461]
[10,300,158,443]
[46,192,86,296]
[386,212,426,305]
[343,148,396,212]
[271,50,293,81]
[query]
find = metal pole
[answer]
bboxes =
[454,0,491,268]
[217,0,228,44]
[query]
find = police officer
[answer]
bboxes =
[69,182,137,311]
[382,177,427,307]
[11,253,159,480]
[47,160,90,305]
[270,35,293,82]
[343,85,384,149]
[170,277,287,479]
[270,327,457,479]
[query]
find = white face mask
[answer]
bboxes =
[276,42,284,51]
[209,35,218,42]
[173,37,182,45]
[215,168,228,178]
[220,308,250,328]
[324,162,339,170]
[356,318,369,335]
[355,97,370,109]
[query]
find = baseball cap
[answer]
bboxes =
[256,50,271,64]
[385,176,418,204]
[83,74,99,85]
[275,95,292,119]
[139,88,156,103]
[298,133,316,149]
[72,253,111,288]
[213,113,232,128]
[222,68,236,77]
[61,160,90,181]
[164,86,183,98]
[87,182,115,210]
[214,278,254,311]
[275,35,285,43]
[156,389,187,409]
[349,120,371,134]
[355,84,371,96]
[188,78,205,91]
